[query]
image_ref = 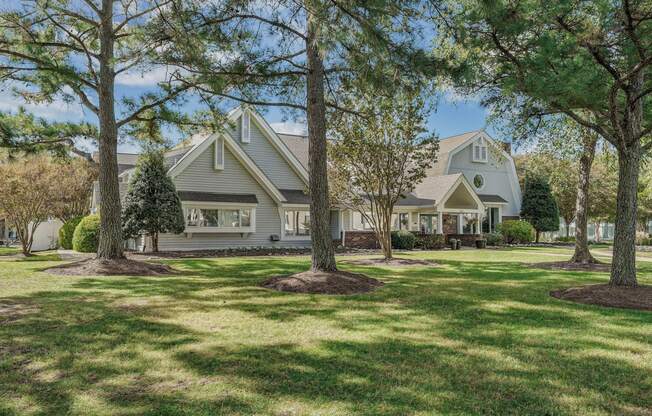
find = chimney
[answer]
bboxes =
[501,141,512,155]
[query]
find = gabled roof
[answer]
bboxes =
[413,173,485,212]
[167,132,287,204]
[428,131,482,176]
[278,133,309,170]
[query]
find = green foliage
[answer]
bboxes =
[58,216,83,250]
[121,150,185,243]
[72,215,100,253]
[415,233,446,250]
[391,230,416,250]
[498,220,534,244]
[521,175,560,235]
[485,232,504,246]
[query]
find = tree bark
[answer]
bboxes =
[570,135,597,264]
[535,230,540,243]
[96,0,124,260]
[610,142,640,286]
[565,221,570,238]
[305,7,337,272]
[151,232,159,253]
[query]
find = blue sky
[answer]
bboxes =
[0,75,493,154]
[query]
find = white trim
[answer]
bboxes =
[435,174,485,214]
[228,106,309,186]
[473,173,485,190]
[168,133,287,204]
[182,205,256,234]
[241,111,251,143]
[279,206,312,241]
[214,135,224,170]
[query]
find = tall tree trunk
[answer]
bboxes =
[305,7,337,272]
[610,142,640,286]
[96,0,124,260]
[151,232,159,253]
[535,230,540,243]
[570,135,597,264]
[565,220,570,238]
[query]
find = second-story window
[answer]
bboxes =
[473,137,488,163]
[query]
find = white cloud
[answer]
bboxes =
[115,66,177,87]
[270,121,307,136]
[0,90,84,121]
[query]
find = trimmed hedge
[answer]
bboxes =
[497,220,534,244]
[555,236,576,243]
[415,233,446,250]
[58,216,84,250]
[391,230,416,250]
[72,214,100,253]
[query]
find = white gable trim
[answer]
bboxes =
[444,131,522,212]
[167,133,287,204]
[228,106,309,185]
[435,174,485,213]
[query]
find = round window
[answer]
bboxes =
[473,174,484,189]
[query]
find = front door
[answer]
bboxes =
[442,214,458,234]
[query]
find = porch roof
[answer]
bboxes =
[478,194,508,204]
[177,191,258,204]
[395,193,437,207]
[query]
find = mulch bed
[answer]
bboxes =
[45,258,176,276]
[260,270,384,295]
[343,258,439,268]
[550,284,652,311]
[528,261,611,272]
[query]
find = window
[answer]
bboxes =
[241,112,250,143]
[482,207,500,233]
[392,213,410,230]
[473,174,485,190]
[473,137,488,163]
[184,207,252,229]
[462,213,479,234]
[285,210,310,236]
[214,136,224,170]
[352,212,374,230]
[419,214,437,234]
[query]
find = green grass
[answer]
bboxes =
[0,248,650,416]
[0,246,19,256]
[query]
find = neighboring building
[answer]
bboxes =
[92,106,522,251]
[0,218,61,251]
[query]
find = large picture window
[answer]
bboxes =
[285,210,310,236]
[462,213,479,234]
[352,212,374,231]
[392,213,410,230]
[482,207,500,233]
[185,207,253,229]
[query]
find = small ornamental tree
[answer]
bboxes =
[329,90,438,260]
[521,174,560,242]
[0,156,55,255]
[121,150,185,253]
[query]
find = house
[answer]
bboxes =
[0,218,62,251]
[93,106,521,251]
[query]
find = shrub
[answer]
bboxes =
[391,230,416,250]
[637,236,652,246]
[555,236,576,243]
[497,220,534,244]
[415,233,446,250]
[72,214,100,253]
[58,216,84,249]
[485,231,504,246]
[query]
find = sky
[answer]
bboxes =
[0,73,493,155]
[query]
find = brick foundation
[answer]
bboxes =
[343,231,380,249]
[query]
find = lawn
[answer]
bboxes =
[0,248,650,416]
[0,246,19,256]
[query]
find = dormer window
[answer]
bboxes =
[241,112,251,143]
[473,137,488,163]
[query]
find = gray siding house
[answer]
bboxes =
[92,106,522,251]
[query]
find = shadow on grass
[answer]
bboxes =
[0,255,650,414]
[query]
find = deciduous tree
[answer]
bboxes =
[0,156,55,255]
[329,90,438,260]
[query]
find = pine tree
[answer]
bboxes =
[122,150,185,253]
[521,174,560,243]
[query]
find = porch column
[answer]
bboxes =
[457,214,463,234]
[477,212,482,235]
[437,212,443,234]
